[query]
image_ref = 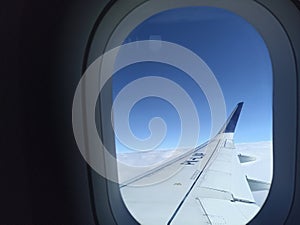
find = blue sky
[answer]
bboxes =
[112,6,273,152]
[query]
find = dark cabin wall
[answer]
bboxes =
[0,0,110,224]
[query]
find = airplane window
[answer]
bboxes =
[111,6,273,225]
[73,1,298,224]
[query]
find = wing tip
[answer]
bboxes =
[237,101,244,107]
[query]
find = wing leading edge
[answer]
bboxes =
[119,102,267,225]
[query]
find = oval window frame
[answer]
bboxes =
[82,1,299,225]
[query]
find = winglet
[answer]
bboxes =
[219,102,244,134]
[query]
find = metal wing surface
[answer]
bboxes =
[119,102,260,225]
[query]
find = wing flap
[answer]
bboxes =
[199,198,259,225]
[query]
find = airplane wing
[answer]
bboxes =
[119,102,263,225]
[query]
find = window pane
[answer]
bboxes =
[112,6,273,225]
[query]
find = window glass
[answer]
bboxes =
[112,6,273,225]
